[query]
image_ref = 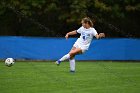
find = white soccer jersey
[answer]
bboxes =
[74,26,98,51]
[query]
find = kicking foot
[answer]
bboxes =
[55,60,61,66]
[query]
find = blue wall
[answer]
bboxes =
[0,36,140,60]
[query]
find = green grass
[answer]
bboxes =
[0,61,140,93]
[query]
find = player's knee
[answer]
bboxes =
[69,52,75,58]
[70,55,75,59]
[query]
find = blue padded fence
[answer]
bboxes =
[0,36,140,60]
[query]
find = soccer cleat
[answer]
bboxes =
[55,60,61,66]
[70,70,75,73]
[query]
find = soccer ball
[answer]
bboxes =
[5,58,15,67]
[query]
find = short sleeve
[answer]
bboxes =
[92,28,98,36]
[76,26,83,34]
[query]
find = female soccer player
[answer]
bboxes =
[55,17,105,72]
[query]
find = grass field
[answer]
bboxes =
[0,61,140,93]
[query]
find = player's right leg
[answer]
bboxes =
[69,48,82,58]
[55,53,70,65]
[55,47,82,66]
[55,47,76,65]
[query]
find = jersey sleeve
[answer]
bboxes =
[76,26,83,34]
[92,28,98,36]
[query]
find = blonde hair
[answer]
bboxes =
[82,17,93,27]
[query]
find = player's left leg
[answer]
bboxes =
[69,47,76,72]
[69,58,75,72]
[68,48,82,72]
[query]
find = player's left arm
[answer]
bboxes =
[95,33,105,39]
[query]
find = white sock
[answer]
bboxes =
[59,54,70,62]
[69,59,75,71]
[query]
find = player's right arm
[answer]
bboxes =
[65,30,77,39]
